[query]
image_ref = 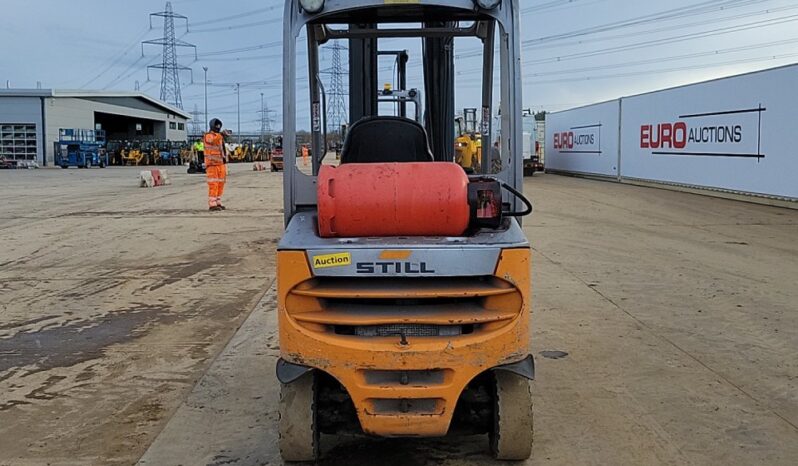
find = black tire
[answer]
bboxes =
[279,372,319,462]
[490,371,533,460]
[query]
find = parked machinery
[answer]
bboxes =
[230,139,254,163]
[271,136,284,172]
[155,140,168,165]
[143,141,160,166]
[455,108,482,174]
[54,129,109,169]
[106,141,125,166]
[253,142,270,162]
[522,111,544,176]
[178,142,192,165]
[121,141,144,165]
[187,139,206,174]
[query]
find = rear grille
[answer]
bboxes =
[368,398,443,415]
[353,323,462,337]
[362,369,448,386]
[287,276,522,337]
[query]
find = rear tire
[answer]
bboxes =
[279,372,319,462]
[490,371,533,460]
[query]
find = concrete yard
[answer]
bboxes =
[1,167,797,465]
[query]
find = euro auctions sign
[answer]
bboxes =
[639,106,765,159]
[552,124,602,155]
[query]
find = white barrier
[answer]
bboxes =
[546,100,620,178]
[545,64,798,200]
[620,65,798,199]
[139,169,172,188]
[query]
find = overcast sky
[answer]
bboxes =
[2,0,797,132]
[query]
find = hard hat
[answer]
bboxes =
[209,118,223,131]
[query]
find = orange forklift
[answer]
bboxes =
[277,0,534,461]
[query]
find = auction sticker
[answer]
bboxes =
[312,252,352,269]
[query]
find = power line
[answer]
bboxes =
[80,26,150,89]
[523,51,798,85]
[189,4,281,27]
[199,53,282,63]
[455,0,769,60]
[516,2,798,52]
[520,12,798,67]
[521,0,606,14]
[459,36,798,82]
[522,0,764,46]
[190,17,281,33]
[197,41,282,57]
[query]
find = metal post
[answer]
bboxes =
[260,92,265,143]
[202,66,208,130]
[236,83,241,143]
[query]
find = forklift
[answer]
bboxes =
[270,135,284,172]
[278,0,533,461]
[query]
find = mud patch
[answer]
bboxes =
[25,375,67,400]
[0,315,61,331]
[0,304,173,377]
[58,209,208,218]
[148,246,240,292]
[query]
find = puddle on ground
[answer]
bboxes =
[540,350,569,360]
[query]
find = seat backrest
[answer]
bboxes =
[340,116,433,164]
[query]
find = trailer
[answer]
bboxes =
[54,129,108,169]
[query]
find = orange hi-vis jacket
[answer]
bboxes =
[203,132,225,166]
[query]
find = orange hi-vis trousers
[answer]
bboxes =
[207,164,227,207]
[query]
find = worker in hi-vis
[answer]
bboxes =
[203,119,229,211]
[192,138,204,164]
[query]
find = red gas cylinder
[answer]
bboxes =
[317,162,471,238]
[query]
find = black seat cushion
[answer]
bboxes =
[340,116,434,164]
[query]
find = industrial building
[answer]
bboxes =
[0,89,190,166]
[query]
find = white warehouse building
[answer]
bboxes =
[0,89,191,166]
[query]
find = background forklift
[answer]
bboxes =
[270,136,284,172]
[455,108,483,174]
[278,0,533,461]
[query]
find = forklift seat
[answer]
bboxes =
[340,116,434,164]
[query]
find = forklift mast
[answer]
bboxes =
[282,0,525,224]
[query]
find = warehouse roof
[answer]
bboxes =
[0,89,192,120]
